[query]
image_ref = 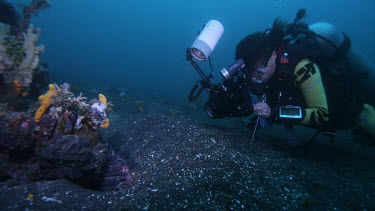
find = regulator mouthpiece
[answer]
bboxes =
[190,20,224,61]
[220,59,245,80]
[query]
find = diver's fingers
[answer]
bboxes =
[254,102,268,109]
[254,103,271,118]
[267,50,277,65]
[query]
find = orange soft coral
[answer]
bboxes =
[21,91,28,97]
[99,93,107,105]
[100,119,109,128]
[34,84,57,123]
[13,80,22,95]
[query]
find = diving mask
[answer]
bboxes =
[251,66,266,83]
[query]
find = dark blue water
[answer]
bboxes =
[28,0,375,103]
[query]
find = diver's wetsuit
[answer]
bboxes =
[294,59,329,127]
[290,59,375,138]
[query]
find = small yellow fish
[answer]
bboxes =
[136,101,144,113]
[27,193,34,199]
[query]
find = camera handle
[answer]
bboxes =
[188,79,209,102]
[186,48,215,102]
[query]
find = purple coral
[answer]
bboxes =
[100,148,136,191]
[36,113,57,141]
[0,112,34,160]
[38,135,106,189]
[37,135,135,191]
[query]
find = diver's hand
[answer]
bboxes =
[261,50,277,83]
[254,102,271,118]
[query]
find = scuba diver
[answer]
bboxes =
[234,10,375,143]
[186,9,375,145]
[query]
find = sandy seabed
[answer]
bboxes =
[0,100,374,210]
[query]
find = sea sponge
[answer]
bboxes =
[35,84,57,123]
[99,93,107,105]
[135,101,144,113]
[100,119,109,128]
[5,37,26,66]
[0,24,44,87]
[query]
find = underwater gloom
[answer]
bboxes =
[0,0,374,210]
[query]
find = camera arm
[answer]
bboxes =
[186,48,215,102]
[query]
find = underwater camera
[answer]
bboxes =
[204,81,255,119]
[186,20,262,119]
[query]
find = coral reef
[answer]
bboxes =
[0,0,50,36]
[0,86,134,190]
[34,84,56,123]
[100,119,109,128]
[37,135,106,187]
[37,135,134,190]
[0,112,34,160]
[18,0,51,37]
[99,93,107,104]
[13,80,22,95]
[90,99,109,129]
[0,23,44,88]
[0,0,21,34]
[0,0,51,116]
[33,83,113,142]
[0,1,50,107]
[0,2,133,192]
[0,103,7,117]
[100,148,135,191]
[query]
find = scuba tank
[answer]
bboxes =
[308,22,375,106]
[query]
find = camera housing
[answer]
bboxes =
[204,70,261,119]
[186,20,266,119]
[219,59,246,80]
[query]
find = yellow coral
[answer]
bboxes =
[136,101,144,113]
[13,80,22,95]
[34,84,57,123]
[100,119,109,128]
[48,84,56,91]
[99,93,107,105]
[38,95,45,101]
